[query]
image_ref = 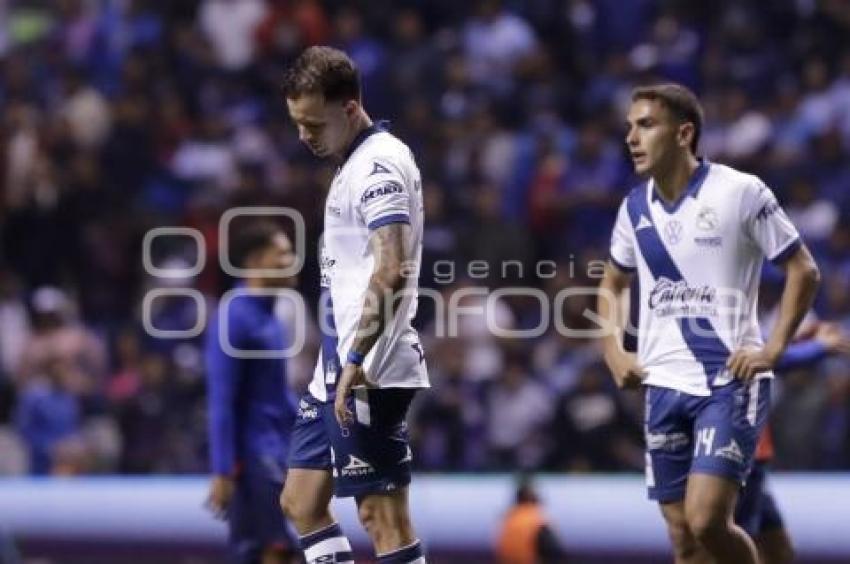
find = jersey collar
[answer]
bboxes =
[650,158,710,213]
[341,119,390,164]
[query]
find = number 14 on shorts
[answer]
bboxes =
[695,427,716,457]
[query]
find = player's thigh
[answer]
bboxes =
[645,386,692,503]
[280,467,334,520]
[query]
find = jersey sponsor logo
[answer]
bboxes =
[361,181,403,204]
[697,207,719,231]
[756,201,780,221]
[369,161,392,176]
[714,439,745,464]
[663,220,684,245]
[646,431,689,451]
[694,236,723,248]
[648,277,718,317]
[341,454,374,477]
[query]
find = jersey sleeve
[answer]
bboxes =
[609,198,637,272]
[742,180,801,264]
[204,308,244,476]
[354,157,412,230]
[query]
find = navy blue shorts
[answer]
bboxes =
[645,379,771,503]
[228,458,296,563]
[288,389,417,498]
[734,460,785,536]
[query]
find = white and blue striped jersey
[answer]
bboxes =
[609,161,801,396]
[310,124,430,402]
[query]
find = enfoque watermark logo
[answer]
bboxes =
[142,207,752,357]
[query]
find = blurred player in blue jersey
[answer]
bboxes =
[598,83,820,564]
[279,46,429,564]
[735,321,850,564]
[205,220,299,564]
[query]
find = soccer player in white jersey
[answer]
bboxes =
[279,46,429,564]
[597,83,820,564]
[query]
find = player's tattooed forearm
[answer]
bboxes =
[350,223,408,356]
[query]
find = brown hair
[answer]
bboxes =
[229,219,285,268]
[282,46,361,103]
[632,83,704,154]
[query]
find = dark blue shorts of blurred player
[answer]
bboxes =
[288,389,416,498]
[645,379,771,502]
[734,460,785,537]
[228,458,296,563]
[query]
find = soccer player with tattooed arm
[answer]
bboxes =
[279,46,429,564]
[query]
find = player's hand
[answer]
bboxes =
[726,346,779,381]
[815,322,850,355]
[334,363,367,425]
[205,475,235,520]
[603,348,647,389]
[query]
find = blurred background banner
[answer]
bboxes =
[1,475,849,561]
[2,0,850,561]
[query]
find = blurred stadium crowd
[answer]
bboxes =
[1,0,850,476]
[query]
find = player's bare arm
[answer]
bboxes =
[598,261,647,389]
[335,222,409,424]
[728,244,821,380]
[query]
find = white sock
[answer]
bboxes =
[299,522,354,564]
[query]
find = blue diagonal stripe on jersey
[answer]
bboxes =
[626,185,729,384]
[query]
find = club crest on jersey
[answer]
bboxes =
[697,207,719,231]
[663,220,684,245]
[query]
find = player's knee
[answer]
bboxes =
[685,507,727,546]
[666,521,700,559]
